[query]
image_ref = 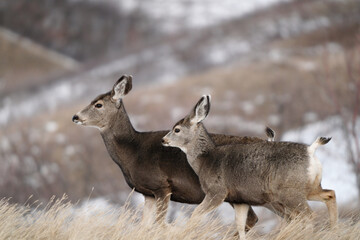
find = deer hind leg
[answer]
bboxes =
[230,204,258,232]
[278,194,313,222]
[245,206,258,231]
[154,188,172,225]
[265,202,291,220]
[308,188,338,227]
[141,195,156,225]
[190,191,226,222]
[233,204,250,240]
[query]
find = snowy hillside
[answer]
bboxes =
[118,0,292,32]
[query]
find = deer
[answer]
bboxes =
[72,75,277,229]
[162,95,338,239]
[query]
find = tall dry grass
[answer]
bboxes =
[0,195,359,240]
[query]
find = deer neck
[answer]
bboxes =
[186,123,215,175]
[100,102,138,170]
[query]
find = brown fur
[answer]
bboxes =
[162,96,338,238]
[73,76,272,228]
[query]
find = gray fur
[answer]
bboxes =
[73,76,275,228]
[163,95,338,237]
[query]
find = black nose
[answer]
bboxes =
[72,115,79,122]
[161,139,166,144]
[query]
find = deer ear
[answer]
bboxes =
[112,75,133,101]
[190,95,211,124]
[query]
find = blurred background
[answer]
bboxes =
[0,0,359,225]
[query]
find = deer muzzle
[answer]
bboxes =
[161,137,170,146]
[72,114,83,125]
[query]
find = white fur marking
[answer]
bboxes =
[307,149,322,184]
[178,146,187,154]
[234,204,249,239]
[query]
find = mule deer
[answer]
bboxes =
[162,95,337,239]
[72,75,274,228]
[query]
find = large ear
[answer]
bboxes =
[112,75,133,101]
[190,95,211,124]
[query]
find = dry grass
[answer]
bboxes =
[0,196,359,240]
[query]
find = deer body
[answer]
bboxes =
[73,76,270,227]
[184,127,311,206]
[163,95,337,239]
[101,123,204,204]
[99,102,268,205]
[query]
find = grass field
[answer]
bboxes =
[1,195,359,240]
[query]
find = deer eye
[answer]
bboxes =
[95,103,103,108]
[174,128,180,133]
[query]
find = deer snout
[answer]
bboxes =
[72,114,84,125]
[72,115,79,122]
[161,137,169,146]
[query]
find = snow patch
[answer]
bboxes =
[137,0,292,32]
[45,121,58,133]
[240,101,255,115]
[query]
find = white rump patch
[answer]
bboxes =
[307,150,322,185]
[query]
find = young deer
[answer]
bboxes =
[162,95,337,239]
[72,75,274,228]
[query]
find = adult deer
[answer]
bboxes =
[72,75,274,228]
[162,95,337,239]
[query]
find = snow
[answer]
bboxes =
[207,39,251,65]
[1,0,339,127]
[240,101,255,115]
[71,0,293,32]
[295,60,317,72]
[136,0,292,33]
[77,198,118,218]
[45,121,59,133]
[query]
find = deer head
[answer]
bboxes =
[72,75,132,131]
[162,95,211,153]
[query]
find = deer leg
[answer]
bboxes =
[308,188,338,227]
[141,195,156,225]
[281,198,313,222]
[233,204,249,240]
[269,195,313,222]
[230,204,258,231]
[190,192,226,221]
[154,189,172,225]
[265,202,290,220]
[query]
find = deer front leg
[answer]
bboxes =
[141,195,156,225]
[154,188,172,225]
[234,204,249,240]
[230,204,258,231]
